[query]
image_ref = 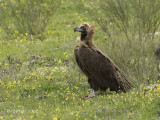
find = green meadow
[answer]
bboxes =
[0,0,160,120]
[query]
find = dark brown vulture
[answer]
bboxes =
[74,23,132,99]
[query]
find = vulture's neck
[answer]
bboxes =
[81,33,87,40]
[80,33,95,48]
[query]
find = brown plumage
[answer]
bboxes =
[74,23,132,97]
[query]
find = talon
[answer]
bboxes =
[81,89,95,100]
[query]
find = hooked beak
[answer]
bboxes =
[74,27,83,32]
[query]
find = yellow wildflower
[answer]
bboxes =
[53,117,58,120]
[0,116,4,119]
[30,115,33,119]
[80,18,83,22]
[25,32,28,36]
[58,60,61,64]
[66,97,68,101]
[13,81,16,84]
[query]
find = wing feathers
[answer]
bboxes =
[74,46,132,92]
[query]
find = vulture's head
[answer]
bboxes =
[74,23,94,40]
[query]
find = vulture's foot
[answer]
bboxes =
[81,89,95,100]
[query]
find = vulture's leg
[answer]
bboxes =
[82,89,95,100]
[87,89,95,98]
[81,78,97,100]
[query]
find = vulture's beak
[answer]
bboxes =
[74,27,83,32]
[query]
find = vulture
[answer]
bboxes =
[74,23,132,99]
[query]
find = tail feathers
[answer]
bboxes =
[117,71,133,92]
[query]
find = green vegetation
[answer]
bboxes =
[0,0,59,37]
[0,0,159,120]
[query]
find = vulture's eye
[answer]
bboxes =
[81,26,86,30]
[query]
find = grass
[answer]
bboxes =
[0,0,160,120]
